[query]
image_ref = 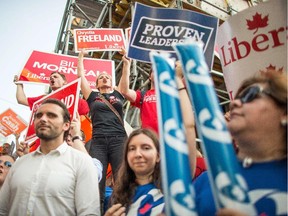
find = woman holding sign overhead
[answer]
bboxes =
[194,70,287,216]
[77,50,127,214]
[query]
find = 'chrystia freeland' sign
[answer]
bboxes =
[128,3,218,69]
[74,28,126,52]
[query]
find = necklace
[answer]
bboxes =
[242,157,253,168]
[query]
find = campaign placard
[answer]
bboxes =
[0,122,12,137]
[0,108,27,137]
[128,2,218,69]
[74,28,126,52]
[151,52,197,215]
[25,79,80,142]
[217,0,287,99]
[18,50,115,89]
[125,27,131,48]
[175,41,255,213]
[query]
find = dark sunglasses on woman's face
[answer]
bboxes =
[0,159,12,168]
[235,85,272,104]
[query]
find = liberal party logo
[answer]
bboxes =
[131,17,214,52]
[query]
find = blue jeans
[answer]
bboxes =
[89,134,127,213]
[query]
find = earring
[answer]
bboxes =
[281,119,287,126]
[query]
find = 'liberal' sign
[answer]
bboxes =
[25,79,80,142]
[18,50,115,89]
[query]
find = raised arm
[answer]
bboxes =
[69,112,88,154]
[77,50,92,100]
[14,75,29,106]
[69,112,103,182]
[118,54,137,102]
[175,61,197,178]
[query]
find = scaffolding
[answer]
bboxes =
[53,0,253,127]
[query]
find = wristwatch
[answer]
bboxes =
[72,136,83,142]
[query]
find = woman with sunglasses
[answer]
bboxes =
[193,70,287,216]
[0,155,15,190]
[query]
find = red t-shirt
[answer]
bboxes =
[132,89,158,134]
[27,95,89,115]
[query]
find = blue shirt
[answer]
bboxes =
[194,159,287,215]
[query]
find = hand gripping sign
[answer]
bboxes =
[150,52,198,216]
[174,41,256,214]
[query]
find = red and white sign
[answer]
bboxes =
[18,50,115,89]
[217,0,287,99]
[0,108,27,137]
[74,28,126,52]
[25,79,80,142]
[125,27,131,48]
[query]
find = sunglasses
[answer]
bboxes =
[0,159,12,168]
[235,85,272,104]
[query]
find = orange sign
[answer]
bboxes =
[0,108,27,137]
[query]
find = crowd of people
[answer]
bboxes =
[0,48,287,216]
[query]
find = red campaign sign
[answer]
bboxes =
[18,50,115,89]
[0,122,12,137]
[74,28,126,52]
[25,79,80,142]
[0,108,27,137]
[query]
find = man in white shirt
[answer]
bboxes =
[0,98,100,216]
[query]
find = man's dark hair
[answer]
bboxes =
[40,98,71,123]
[50,72,67,82]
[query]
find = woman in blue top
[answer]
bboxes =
[195,70,287,216]
[105,128,164,216]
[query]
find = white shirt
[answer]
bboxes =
[0,142,100,216]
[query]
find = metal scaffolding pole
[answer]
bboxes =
[54,0,71,53]
[63,0,75,55]
[94,2,109,28]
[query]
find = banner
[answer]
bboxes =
[0,108,27,137]
[18,50,115,89]
[128,2,218,69]
[174,41,255,214]
[151,52,197,215]
[217,0,287,99]
[74,28,126,52]
[25,79,80,142]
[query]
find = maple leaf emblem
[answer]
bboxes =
[260,64,284,75]
[246,12,269,34]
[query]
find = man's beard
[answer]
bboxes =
[36,131,58,141]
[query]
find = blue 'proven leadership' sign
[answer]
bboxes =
[128,3,219,69]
